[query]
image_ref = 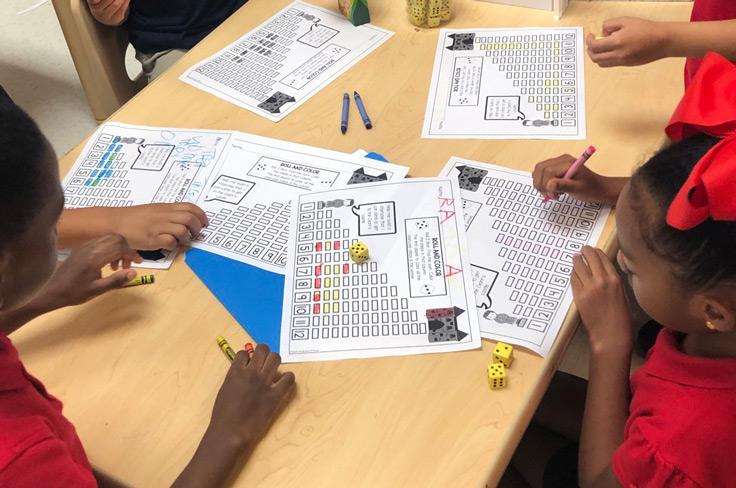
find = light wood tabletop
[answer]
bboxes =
[12,1,691,486]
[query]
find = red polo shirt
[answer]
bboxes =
[0,334,96,487]
[612,329,736,487]
[685,0,736,86]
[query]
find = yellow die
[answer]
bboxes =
[349,241,369,264]
[487,363,506,390]
[493,342,514,368]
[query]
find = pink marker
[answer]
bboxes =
[543,145,597,203]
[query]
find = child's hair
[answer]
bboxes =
[0,101,50,247]
[630,134,736,290]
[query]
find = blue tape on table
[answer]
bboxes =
[185,150,389,353]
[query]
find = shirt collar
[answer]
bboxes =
[642,329,736,389]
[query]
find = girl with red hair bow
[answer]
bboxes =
[504,52,736,488]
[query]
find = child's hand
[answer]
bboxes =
[571,246,632,354]
[532,154,619,204]
[586,17,670,67]
[208,345,295,449]
[108,203,208,251]
[41,234,142,310]
[86,0,130,26]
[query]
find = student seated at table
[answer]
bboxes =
[0,84,207,251]
[502,53,736,488]
[0,101,295,487]
[85,0,248,54]
[586,0,736,86]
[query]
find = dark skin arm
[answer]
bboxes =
[172,347,295,488]
[0,235,141,335]
[572,247,631,488]
[532,154,628,206]
[57,204,208,251]
[587,17,736,68]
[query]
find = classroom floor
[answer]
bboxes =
[0,0,181,157]
[0,0,644,380]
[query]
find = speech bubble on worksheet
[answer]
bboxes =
[449,57,483,106]
[204,175,255,205]
[132,144,175,171]
[461,199,483,229]
[471,264,498,309]
[352,201,396,236]
[248,157,339,191]
[484,96,525,121]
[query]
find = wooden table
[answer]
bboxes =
[13,1,690,486]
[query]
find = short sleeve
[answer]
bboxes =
[0,421,97,488]
[611,424,700,488]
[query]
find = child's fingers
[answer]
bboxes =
[581,246,605,278]
[173,203,209,227]
[272,371,296,396]
[248,344,270,370]
[601,17,626,36]
[588,50,623,68]
[92,269,136,294]
[596,248,620,277]
[170,211,205,240]
[546,177,584,196]
[587,35,620,56]
[261,352,283,383]
[159,223,193,247]
[572,253,591,283]
[153,234,179,251]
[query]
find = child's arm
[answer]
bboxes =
[571,247,633,488]
[172,346,295,488]
[86,0,130,26]
[0,235,141,335]
[532,154,628,205]
[58,203,208,251]
[587,17,736,68]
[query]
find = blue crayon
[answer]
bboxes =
[340,93,350,135]
[353,91,373,130]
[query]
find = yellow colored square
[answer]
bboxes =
[333,264,340,275]
[528,96,534,103]
[553,80,559,86]
[325,242,331,251]
[325,277,331,288]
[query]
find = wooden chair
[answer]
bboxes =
[52,0,146,123]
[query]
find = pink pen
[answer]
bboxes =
[543,145,597,203]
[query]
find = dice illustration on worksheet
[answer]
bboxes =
[487,363,507,390]
[349,241,369,263]
[493,342,514,368]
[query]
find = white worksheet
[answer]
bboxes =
[191,134,409,273]
[422,27,586,139]
[280,178,481,363]
[180,1,393,122]
[440,157,609,356]
[62,123,233,269]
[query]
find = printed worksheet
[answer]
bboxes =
[440,157,610,356]
[180,2,393,122]
[423,27,586,139]
[62,123,233,268]
[280,178,481,363]
[191,134,409,273]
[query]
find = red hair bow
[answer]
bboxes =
[665,52,736,230]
